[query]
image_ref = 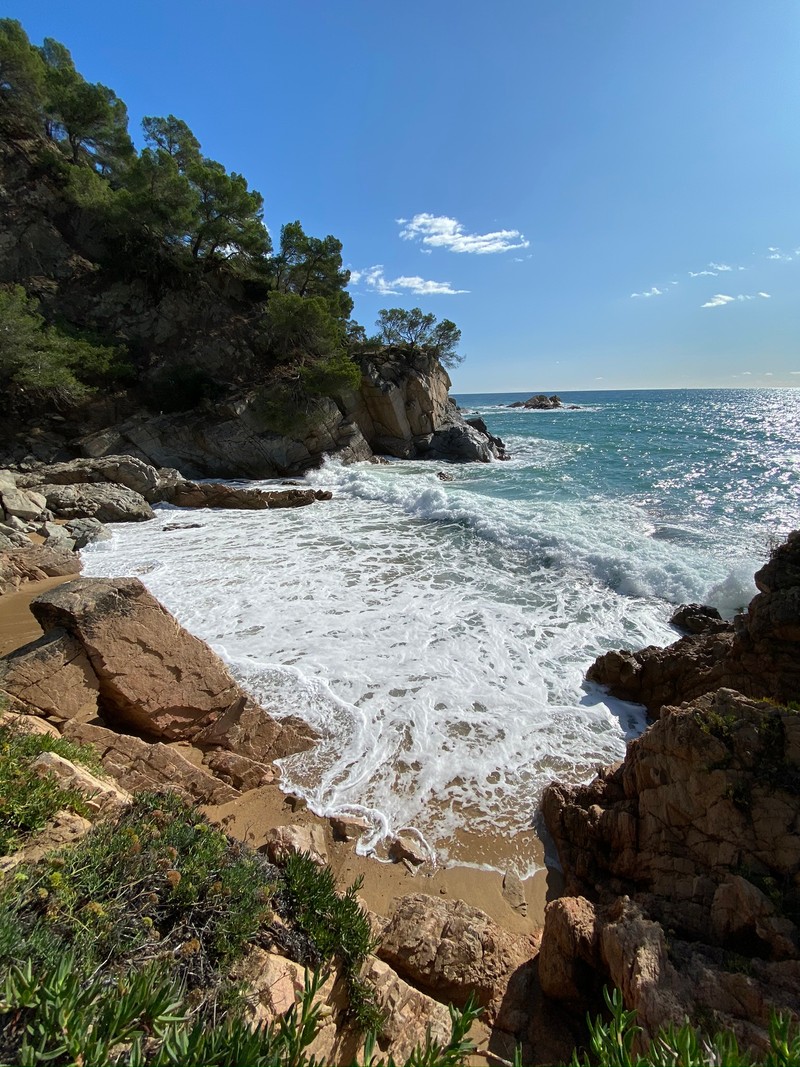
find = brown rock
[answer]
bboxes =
[61,720,241,806]
[30,750,131,812]
[359,956,451,1061]
[387,832,430,866]
[37,483,154,523]
[197,700,318,763]
[502,869,528,916]
[28,578,315,755]
[261,823,328,866]
[0,545,80,595]
[0,810,92,872]
[539,896,599,1001]
[202,749,277,790]
[0,710,61,737]
[169,482,331,510]
[0,628,100,721]
[377,892,536,1022]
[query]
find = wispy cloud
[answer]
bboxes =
[708,262,733,272]
[701,292,771,308]
[767,246,793,261]
[631,287,665,298]
[689,270,718,278]
[349,265,467,296]
[398,213,529,255]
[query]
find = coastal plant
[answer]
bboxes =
[276,849,381,1029]
[571,986,800,1067]
[0,722,102,855]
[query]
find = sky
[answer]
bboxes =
[6,1,799,391]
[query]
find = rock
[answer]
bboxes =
[0,810,92,872]
[387,833,430,866]
[233,947,308,1024]
[30,750,131,812]
[502,870,528,916]
[538,896,599,1001]
[60,720,241,806]
[197,699,318,764]
[19,456,178,503]
[0,710,61,737]
[1,486,47,522]
[436,470,454,481]
[169,482,331,510]
[0,523,30,548]
[28,577,317,757]
[711,876,798,961]
[670,603,729,635]
[38,522,76,551]
[359,956,451,1062]
[36,483,154,523]
[419,424,498,463]
[202,749,277,790]
[377,892,536,1021]
[0,628,100,721]
[63,517,111,549]
[329,814,370,842]
[0,544,80,595]
[261,823,328,866]
[588,530,800,715]
[465,417,510,460]
[509,394,563,410]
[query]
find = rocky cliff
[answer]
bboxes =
[539,532,800,1053]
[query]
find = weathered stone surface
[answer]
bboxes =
[0,628,100,720]
[169,482,331,510]
[0,544,80,594]
[261,823,328,866]
[29,578,317,759]
[377,892,536,1022]
[359,956,451,1061]
[61,720,241,805]
[31,750,131,811]
[387,833,430,866]
[0,710,61,737]
[711,876,798,961]
[19,456,178,503]
[63,517,111,549]
[39,522,76,551]
[502,869,528,916]
[202,748,277,790]
[1,486,47,521]
[670,603,730,635]
[37,482,154,523]
[197,700,318,764]
[538,896,599,1001]
[588,530,800,714]
[329,814,370,842]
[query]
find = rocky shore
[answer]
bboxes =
[1,451,798,1063]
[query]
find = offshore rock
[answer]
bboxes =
[169,482,331,510]
[670,602,730,635]
[509,394,563,409]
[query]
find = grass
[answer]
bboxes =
[0,722,103,855]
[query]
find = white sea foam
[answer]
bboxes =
[83,454,724,876]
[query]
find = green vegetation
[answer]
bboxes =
[573,986,800,1067]
[0,18,470,432]
[0,286,129,416]
[0,722,102,854]
[376,308,464,369]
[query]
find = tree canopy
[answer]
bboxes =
[376,308,463,367]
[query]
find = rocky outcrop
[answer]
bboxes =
[35,482,155,523]
[1,577,317,763]
[588,531,800,716]
[169,482,332,510]
[18,455,181,503]
[509,394,563,409]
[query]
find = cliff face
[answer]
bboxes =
[539,532,800,1052]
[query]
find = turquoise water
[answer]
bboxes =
[83,388,800,873]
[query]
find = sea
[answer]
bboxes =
[81,388,800,876]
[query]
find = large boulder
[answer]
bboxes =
[0,486,48,522]
[169,482,331,510]
[0,544,80,595]
[37,483,154,523]
[19,456,179,503]
[26,577,318,759]
[377,892,536,1027]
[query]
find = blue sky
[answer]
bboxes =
[7,1,799,390]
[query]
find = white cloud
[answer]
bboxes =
[701,294,734,308]
[349,264,467,296]
[689,270,718,277]
[398,213,529,255]
[743,371,752,375]
[631,286,665,298]
[765,372,773,376]
[701,292,772,308]
[791,371,800,375]
[708,262,733,271]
